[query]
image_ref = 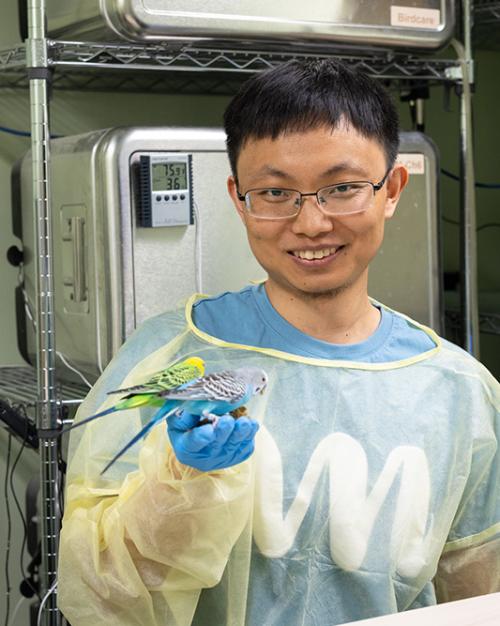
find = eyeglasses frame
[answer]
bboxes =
[236,168,393,220]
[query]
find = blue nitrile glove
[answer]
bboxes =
[167,411,260,471]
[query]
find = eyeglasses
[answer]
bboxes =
[236,169,392,220]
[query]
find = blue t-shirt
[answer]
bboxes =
[192,283,436,362]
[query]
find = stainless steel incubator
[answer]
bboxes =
[13,128,441,382]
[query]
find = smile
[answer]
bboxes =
[291,246,342,260]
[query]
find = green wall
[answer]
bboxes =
[397,48,500,377]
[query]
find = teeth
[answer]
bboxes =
[293,247,338,260]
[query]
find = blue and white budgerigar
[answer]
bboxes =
[61,356,205,435]
[100,366,268,474]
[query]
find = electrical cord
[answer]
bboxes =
[19,270,93,389]
[3,432,12,626]
[8,403,41,602]
[57,439,66,519]
[476,222,500,232]
[441,168,500,189]
[37,580,58,626]
[0,125,31,138]
[442,216,500,231]
[56,351,93,389]
[0,124,62,139]
[7,596,24,626]
[193,200,203,294]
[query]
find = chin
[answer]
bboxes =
[300,284,350,299]
[283,276,352,299]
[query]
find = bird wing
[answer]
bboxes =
[161,371,247,404]
[107,363,202,396]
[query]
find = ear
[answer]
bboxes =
[227,175,247,223]
[384,163,409,219]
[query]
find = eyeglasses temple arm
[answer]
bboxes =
[373,167,392,192]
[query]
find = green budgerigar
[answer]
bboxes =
[62,356,205,434]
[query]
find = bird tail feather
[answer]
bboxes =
[100,403,177,475]
[60,406,117,436]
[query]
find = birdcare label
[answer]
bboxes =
[390,6,441,29]
[397,153,425,175]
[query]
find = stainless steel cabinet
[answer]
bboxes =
[47,0,454,49]
[16,128,440,382]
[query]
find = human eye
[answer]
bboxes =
[256,188,292,203]
[324,182,365,198]
[337,182,364,193]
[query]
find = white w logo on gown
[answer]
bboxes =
[253,427,432,577]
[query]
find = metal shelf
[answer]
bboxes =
[446,309,500,336]
[0,40,463,93]
[0,366,88,417]
[474,0,500,23]
[2,2,477,623]
[473,1,500,49]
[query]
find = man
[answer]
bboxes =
[58,59,500,626]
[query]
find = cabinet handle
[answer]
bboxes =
[72,216,86,303]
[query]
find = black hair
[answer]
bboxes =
[223,58,400,178]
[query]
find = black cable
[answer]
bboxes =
[9,403,41,601]
[3,432,12,626]
[57,436,66,518]
[442,216,500,231]
[441,168,500,189]
[477,222,500,232]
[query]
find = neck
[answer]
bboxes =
[264,275,380,344]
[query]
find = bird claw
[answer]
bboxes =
[197,411,219,427]
[197,407,247,427]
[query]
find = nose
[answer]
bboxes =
[291,195,334,237]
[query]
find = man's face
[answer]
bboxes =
[228,124,408,300]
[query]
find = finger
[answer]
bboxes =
[248,419,260,438]
[224,438,255,467]
[181,424,215,452]
[213,415,235,447]
[167,410,200,432]
[231,417,259,443]
[231,417,251,442]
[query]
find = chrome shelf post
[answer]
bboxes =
[27,0,61,624]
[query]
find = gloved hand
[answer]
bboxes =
[167,411,260,471]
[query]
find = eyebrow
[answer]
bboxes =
[247,161,371,184]
[320,162,371,179]
[248,165,289,181]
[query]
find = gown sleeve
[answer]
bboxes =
[435,366,500,602]
[57,314,254,626]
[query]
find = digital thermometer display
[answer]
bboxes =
[137,153,193,228]
[152,161,188,191]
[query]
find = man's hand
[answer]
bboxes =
[167,411,259,471]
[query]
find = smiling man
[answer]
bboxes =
[225,127,403,346]
[58,60,500,626]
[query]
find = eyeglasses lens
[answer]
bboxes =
[246,183,373,218]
